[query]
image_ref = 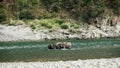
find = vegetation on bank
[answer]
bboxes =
[0,0,120,29]
[9,18,80,30]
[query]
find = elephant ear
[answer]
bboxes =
[48,44,55,49]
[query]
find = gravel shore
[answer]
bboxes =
[0,58,120,68]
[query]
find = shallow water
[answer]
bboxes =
[0,39,120,62]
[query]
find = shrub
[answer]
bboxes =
[70,23,79,29]
[55,19,65,25]
[30,24,36,30]
[41,23,52,29]
[8,23,16,26]
[69,29,76,34]
[0,14,6,22]
[42,0,63,12]
[49,29,53,32]
[60,24,68,29]
[19,10,34,20]
[0,4,6,23]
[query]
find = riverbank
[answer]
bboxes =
[0,24,120,42]
[0,58,120,68]
[0,16,120,42]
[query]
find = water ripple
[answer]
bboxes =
[0,45,46,50]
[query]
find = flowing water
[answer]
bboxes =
[0,39,120,62]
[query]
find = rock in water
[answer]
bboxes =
[48,42,72,49]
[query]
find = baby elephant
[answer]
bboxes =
[48,42,72,49]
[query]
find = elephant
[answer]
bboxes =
[48,44,55,49]
[48,42,72,49]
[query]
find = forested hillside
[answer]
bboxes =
[0,0,120,25]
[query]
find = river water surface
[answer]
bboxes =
[0,39,120,62]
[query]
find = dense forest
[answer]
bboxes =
[0,0,120,25]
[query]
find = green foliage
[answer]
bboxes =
[0,0,120,25]
[60,24,68,29]
[0,4,6,23]
[69,29,76,34]
[30,24,36,30]
[105,0,120,15]
[18,0,26,7]
[31,0,38,5]
[81,5,104,23]
[41,0,52,7]
[0,14,6,22]
[38,13,57,19]
[49,29,53,32]
[54,19,65,25]
[8,22,16,26]
[41,22,52,29]
[19,10,34,20]
[42,0,63,12]
[71,23,79,29]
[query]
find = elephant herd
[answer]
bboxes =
[48,42,72,49]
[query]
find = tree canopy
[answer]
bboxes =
[0,0,120,24]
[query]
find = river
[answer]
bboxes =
[0,39,120,62]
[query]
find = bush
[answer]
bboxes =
[8,20,18,26]
[60,24,68,29]
[30,24,36,30]
[49,29,53,32]
[69,29,76,34]
[41,23,52,29]
[0,4,6,23]
[19,10,34,20]
[81,5,104,23]
[0,14,6,22]
[55,19,65,25]
[71,23,79,29]
[38,13,53,19]
[42,0,63,12]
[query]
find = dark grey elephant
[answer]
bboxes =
[48,42,72,49]
[48,44,55,49]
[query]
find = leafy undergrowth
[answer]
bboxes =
[9,18,81,30]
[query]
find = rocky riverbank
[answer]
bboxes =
[0,58,120,68]
[0,16,120,42]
